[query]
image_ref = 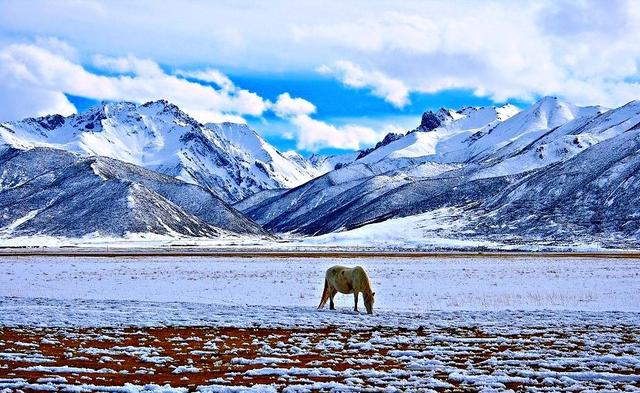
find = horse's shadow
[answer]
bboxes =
[317,308,365,315]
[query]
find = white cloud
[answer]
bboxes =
[0,43,268,123]
[93,54,164,77]
[272,92,385,151]
[319,61,410,108]
[0,41,384,152]
[33,36,79,61]
[2,1,639,149]
[293,11,441,55]
[293,1,640,108]
[175,69,235,91]
[2,1,639,108]
[289,114,385,152]
[0,85,76,121]
[272,93,316,117]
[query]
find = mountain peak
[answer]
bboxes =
[494,103,520,121]
[95,100,137,112]
[141,99,180,111]
[417,108,458,132]
[218,121,252,130]
[537,95,560,102]
[529,96,579,113]
[525,96,581,121]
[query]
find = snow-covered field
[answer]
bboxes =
[1,256,639,392]
[1,256,639,312]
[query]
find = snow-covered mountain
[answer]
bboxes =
[242,97,640,247]
[0,146,268,238]
[0,100,327,203]
[356,97,603,166]
[3,95,640,248]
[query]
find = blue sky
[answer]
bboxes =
[1,1,638,155]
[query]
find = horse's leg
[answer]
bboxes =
[353,292,359,312]
[329,288,337,310]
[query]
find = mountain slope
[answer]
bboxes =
[0,146,268,238]
[355,103,520,166]
[0,101,325,203]
[3,95,640,248]
[474,119,640,240]
[472,100,640,179]
[243,97,640,247]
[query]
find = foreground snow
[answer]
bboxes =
[1,301,639,392]
[1,296,638,330]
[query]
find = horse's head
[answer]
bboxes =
[363,291,375,314]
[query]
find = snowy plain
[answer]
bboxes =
[1,256,639,314]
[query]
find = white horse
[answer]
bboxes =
[318,265,376,314]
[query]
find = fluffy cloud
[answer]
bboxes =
[295,1,640,107]
[2,1,639,150]
[289,115,385,152]
[293,11,441,55]
[0,85,76,121]
[2,1,639,108]
[0,41,384,151]
[272,92,385,151]
[272,93,316,117]
[319,61,410,108]
[93,54,164,77]
[174,69,235,92]
[0,43,268,123]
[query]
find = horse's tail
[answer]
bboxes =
[318,278,330,309]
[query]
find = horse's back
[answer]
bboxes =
[352,265,365,274]
[326,265,350,277]
[325,265,356,293]
[326,265,368,281]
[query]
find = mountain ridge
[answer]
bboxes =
[0,100,337,203]
[241,96,640,247]
[3,96,640,248]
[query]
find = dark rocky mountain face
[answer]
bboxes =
[473,124,640,242]
[356,132,405,160]
[0,146,268,238]
[417,109,451,131]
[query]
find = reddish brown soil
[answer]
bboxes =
[0,325,638,392]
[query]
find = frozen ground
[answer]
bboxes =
[0,256,639,392]
[1,315,639,392]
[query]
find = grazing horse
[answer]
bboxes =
[318,265,376,314]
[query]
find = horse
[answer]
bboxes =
[318,265,376,314]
